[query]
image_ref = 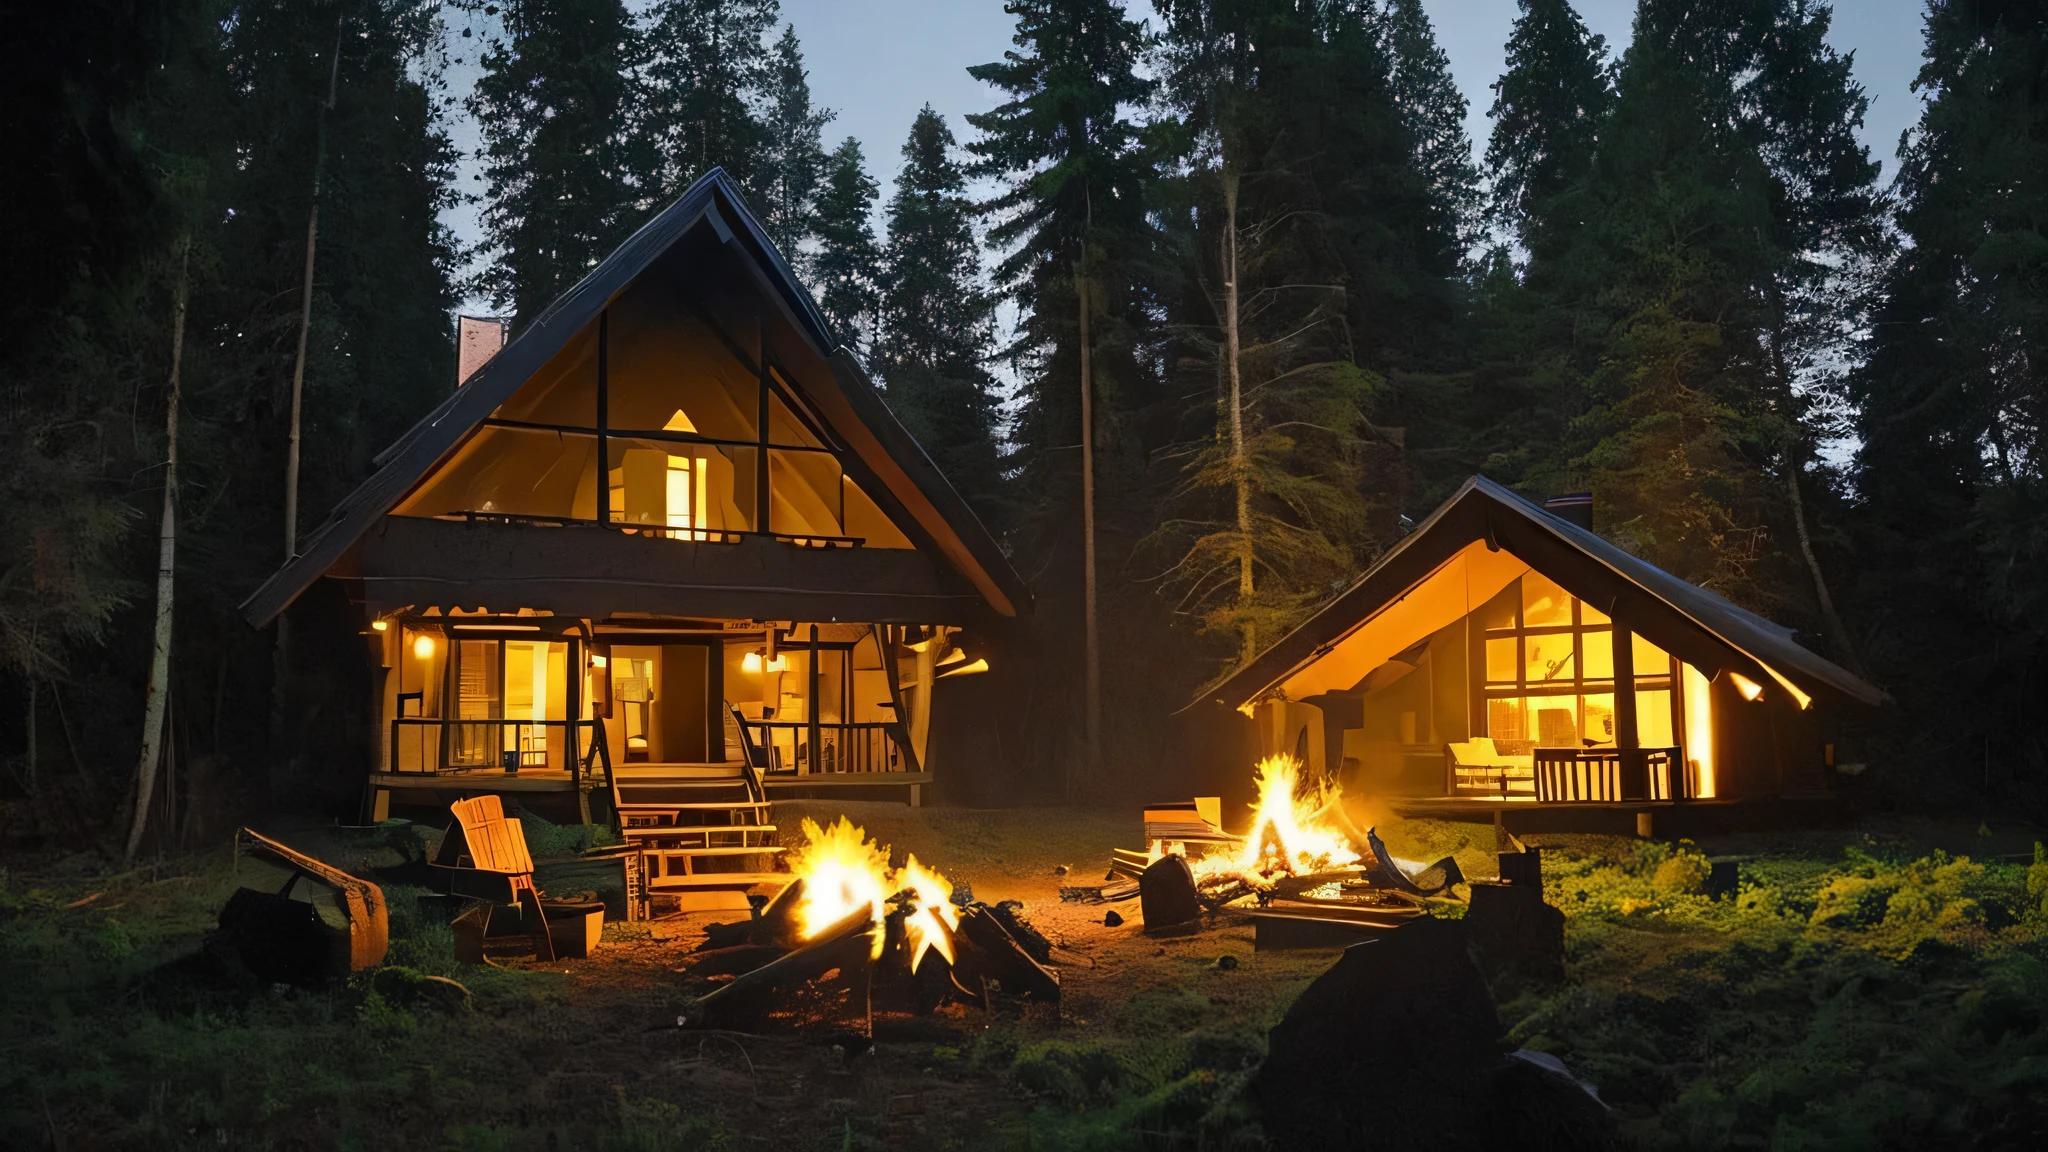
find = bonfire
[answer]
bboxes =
[678,816,1056,1031]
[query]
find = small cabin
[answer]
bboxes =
[1199,477,1886,827]
[244,170,1028,839]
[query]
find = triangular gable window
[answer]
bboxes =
[394,272,913,549]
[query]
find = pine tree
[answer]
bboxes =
[1384,0,1481,256]
[1484,0,1612,248]
[471,0,641,325]
[639,0,777,199]
[810,137,883,356]
[968,0,1157,773]
[1535,0,1879,615]
[1149,0,1394,661]
[754,24,832,258]
[1850,1,2048,788]
[877,107,1005,531]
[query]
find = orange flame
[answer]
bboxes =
[1185,754,1361,886]
[785,816,957,967]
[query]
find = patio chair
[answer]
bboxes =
[1445,738,1536,796]
[431,795,603,961]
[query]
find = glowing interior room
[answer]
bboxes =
[1202,476,1887,819]
[241,170,1028,844]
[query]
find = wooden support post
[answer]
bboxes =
[756,317,771,533]
[596,311,610,525]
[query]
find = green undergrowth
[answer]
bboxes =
[1502,835,2048,1149]
[0,844,708,1151]
[973,957,1328,1151]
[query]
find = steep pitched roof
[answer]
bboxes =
[241,169,1028,626]
[1202,475,1889,712]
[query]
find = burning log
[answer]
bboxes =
[686,944,788,978]
[696,876,806,953]
[1139,854,1202,931]
[987,900,1053,964]
[681,904,879,1028]
[958,905,1059,1001]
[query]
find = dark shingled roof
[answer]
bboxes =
[1202,475,1890,712]
[241,168,1028,626]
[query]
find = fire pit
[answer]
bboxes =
[1105,756,1464,938]
[677,817,1056,1033]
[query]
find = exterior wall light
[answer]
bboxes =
[413,634,436,660]
[1729,671,1765,702]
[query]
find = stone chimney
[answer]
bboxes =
[457,315,510,388]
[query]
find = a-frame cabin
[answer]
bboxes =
[1198,477,1887,830]
[244,171,1029,893]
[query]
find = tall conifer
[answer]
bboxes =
[639,0,777,199]
[968,0,1155,779]
[810,137,882,356]
[755,24,832,257]
[470,0,640,325]
[1851,0,2048,781]
[1384,0,1481,255]
[878,108,1005,531]
[1484,0,1612,247]
[1535,0,1879,613]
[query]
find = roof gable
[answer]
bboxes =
[1201,476,1888,711]
[241,170,1028,626]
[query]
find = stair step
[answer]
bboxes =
[618,800,772,811]
[646,871,787,891]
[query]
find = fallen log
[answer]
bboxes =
[695,876,805,953]
[687,944,787,978]
[958,905,1059,1001]
[680,903,878,1028]
[988,900,1052,964]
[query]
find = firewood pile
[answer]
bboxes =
[674,818,1057,1033]
[1074,756,1468,939]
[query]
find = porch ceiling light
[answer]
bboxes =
[371,619,388,632]
[413,634,436,660]
[1729,671,1765,702]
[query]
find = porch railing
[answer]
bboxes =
[1533,746,1690,803]
[388,717,609,784]
[739,720,906,775]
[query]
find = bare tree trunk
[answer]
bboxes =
[283,18,343,561]
[1076,271,1099,795]
[273,18,344,759]
[1220,165,1253,664]
[127,236,191,863]
[1785,451,1863,676]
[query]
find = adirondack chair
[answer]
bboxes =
[432,795,602,961]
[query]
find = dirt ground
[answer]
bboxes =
[435,800,1339,1149]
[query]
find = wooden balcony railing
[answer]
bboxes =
[738,720,907,775]
[1532,746,1690,803]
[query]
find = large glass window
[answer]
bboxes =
[1480,574,1684,755]
[1482,575,1612,751]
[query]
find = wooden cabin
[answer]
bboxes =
[1198,477,1886,828]
[243,171,1029,882]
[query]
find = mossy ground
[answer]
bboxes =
[4,809,2045,1149]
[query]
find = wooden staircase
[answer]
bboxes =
[614,765,785,913]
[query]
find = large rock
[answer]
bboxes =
[1465,879,1566,993]
[1253,917,1617,1151]
[1255,918,1500,1150]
